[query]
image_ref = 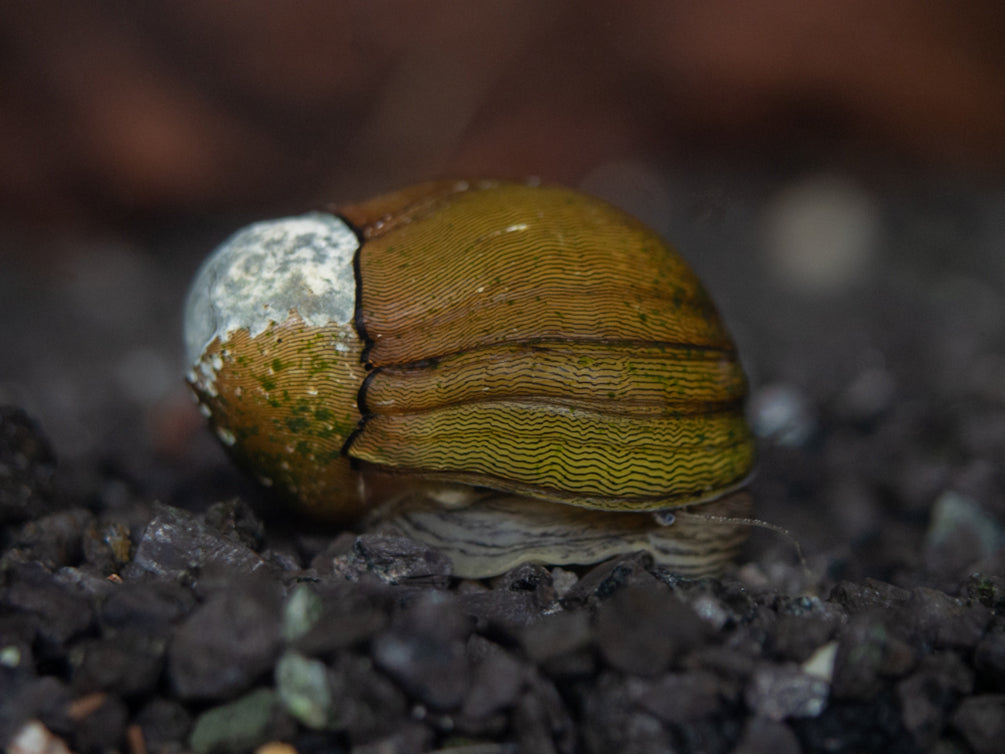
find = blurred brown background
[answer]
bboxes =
[2,0,1004,231]
[2,0,1005,496]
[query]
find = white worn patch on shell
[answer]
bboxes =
[183,212,359,367]
[187,351,225,400]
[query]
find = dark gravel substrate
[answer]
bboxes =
[2,166,1005,753]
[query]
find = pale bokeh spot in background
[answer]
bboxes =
[760,175,881,295]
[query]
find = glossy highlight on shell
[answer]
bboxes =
[184,179,756,577]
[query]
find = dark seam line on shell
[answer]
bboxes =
[362,394,750,418]
[335,210,374,460]
[356,366,379,416]
[368,337,738,369]
[338,211,371,360]
[365,394,749,419]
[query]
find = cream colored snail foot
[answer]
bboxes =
[379,491,754,579]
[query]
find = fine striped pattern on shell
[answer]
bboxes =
[184,179,756,576]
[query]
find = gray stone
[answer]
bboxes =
[951,694,1005,754]
[69,630,164,697]
[734,716,802,754]
[328,653,408,740]
[371,627,469,710]
[974,627,1005,689]
[129,503,271,582]
[903,587,990,649]
[353,534,452,588]
[67,692,128,754]
[745,663,829,720]
[461,638,527,720]
[134,698,191,752]
[897,652,974,748]
[167,578,282,701]
[99,578,197,636]
[595,582,707,677]
[459,589,541,634]
[3,562,94,645]
[829,578,911,614]
[519,609,594,678]
[630,670,723,724]
[832,611,917,700]
[290,581,389,656]
[0,407,58,525]
[9,508,93,570]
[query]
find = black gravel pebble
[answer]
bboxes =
[324,653,409,740]
[831,611,917,700]
[167,577,283,701]
[68,692,128,754]
[287,581,389,657]
[69,630,165,697]
[951,694,1005,754]
[896,651,974,749]
[0,407,58,525]
[734,716,802,754]
[3,561,95,648]
[518,609,594,678]
[1,471,1002,752]
[595,581,708,676]
[974,625,1005,689]
[133,697,192,752]
[745,662,829,720]
[350,721,433,754]
[460,636,526,722]
[371,593,472,711]
[98,577,197,637]
[628,669,726,724]
[6,508,94,571]
[352,534,454,588]
[127,502,275,584]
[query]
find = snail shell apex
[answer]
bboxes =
[184,179,756,576]
[184,212,358,369]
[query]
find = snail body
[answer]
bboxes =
[184,179,755,577]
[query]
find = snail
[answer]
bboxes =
[184,179,756,578]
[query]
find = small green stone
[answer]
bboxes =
[283,584,323,643]
[276,650,333,730]
[0,645,22,668]
[189,687,276,754]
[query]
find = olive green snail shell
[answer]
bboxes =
[184,179,756,578]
